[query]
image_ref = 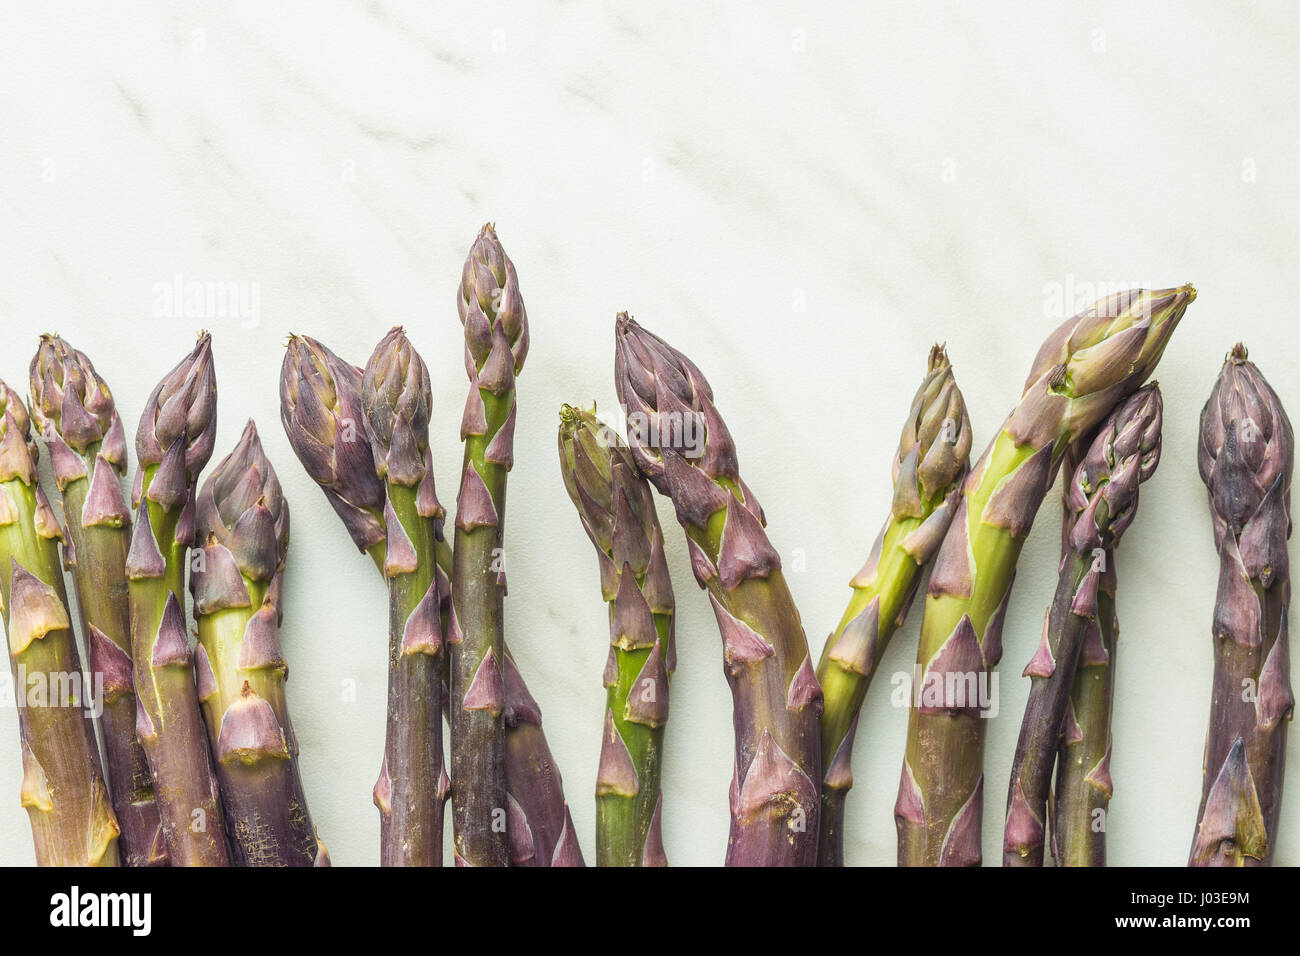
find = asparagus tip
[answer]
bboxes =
[558,402,596,429]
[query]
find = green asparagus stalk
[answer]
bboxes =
[1050,436,1119,866]
[127,333,230,866]
[1003,384,1162,866]
[558,404,674,866]
[28,336,166,866]
[449,224,529,867]
[360,328,445,866]
[1190,344,1293,866]
[191,420,327,866]
[615,313,821,867]
[815,346,971,866]
[0,380,120,865]
[895,286,1194,866]
[280,334,581,865]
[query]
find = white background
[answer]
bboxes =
[2,1,1298,866]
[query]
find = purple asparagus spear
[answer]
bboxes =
[1003,384,1162,865]
[615,313,821,866]
[1190,344,1293,866]
[128,333,230,866]
[448,224,530,867]
[360,328,446,866]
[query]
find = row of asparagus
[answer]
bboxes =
[599,282,1288,866]
[0,225,582,866]
[602,284,1290,867]
[279,270,1284,868]
[0,237,1289,865]
[1,332,320,865]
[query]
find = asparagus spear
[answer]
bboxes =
[0,380,120,865]
[281,333,582,865]
[127,333,230,866]
[28,336,166,866]
[449,224,529,867]
[277,337,387,562]
[501,647,585,866]
[558,404,674,866]
[1050,478,1119,866]
[1050,433,1125,866]
[1003,384,1163,866]
[815,345,971,866]
[190,420,326,865]
[1190,344,1293,866]
[614,313,821,866]
[360,328,445,867]
[896,286,1194,866]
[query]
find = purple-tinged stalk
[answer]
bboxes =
[815,346,971,866]
[191,420,326,865]
[281,333,580,865]
[28,336,165,866]
[896,286,1193,866]
[559,404,674,866]
[1050,438,1118,867]
[449,224,529,867]
[0,380,120,865]
[1003,384,1163,866]
[1190,344,1293,866]
[615,313,821,867]
[360,328,445,867]
[501,649,585,866]
[127,333,230,866]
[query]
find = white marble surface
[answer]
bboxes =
[2,0,1299,866]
